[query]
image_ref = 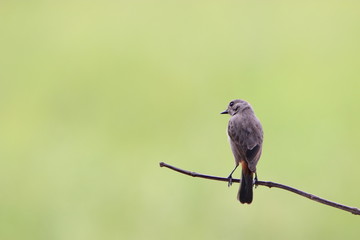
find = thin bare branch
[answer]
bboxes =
[159,162,360,215]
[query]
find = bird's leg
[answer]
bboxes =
[227,164,239,187]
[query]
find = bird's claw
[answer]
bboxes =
[254,174,258,188]
[227,175,233,187]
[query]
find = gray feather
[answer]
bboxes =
[227,105,263,173]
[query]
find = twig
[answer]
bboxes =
[159,162,360,215]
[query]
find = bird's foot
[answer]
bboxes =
[227,175,233,187]
[254,173,258,188]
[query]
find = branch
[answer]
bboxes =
[159,162,360,215]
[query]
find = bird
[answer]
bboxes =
[221,99,263,204]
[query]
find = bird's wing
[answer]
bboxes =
[244,121,263,172]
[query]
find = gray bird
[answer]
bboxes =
[221,99,263,204]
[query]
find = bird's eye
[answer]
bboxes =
[229,101,234,107]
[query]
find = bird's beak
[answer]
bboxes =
[220,110,228,114]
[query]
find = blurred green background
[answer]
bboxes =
[1,0,360,239]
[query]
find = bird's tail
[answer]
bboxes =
[238,163,254,204]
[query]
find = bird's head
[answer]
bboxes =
[221,99,252,116]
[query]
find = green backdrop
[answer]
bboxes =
[1,1,360,239]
